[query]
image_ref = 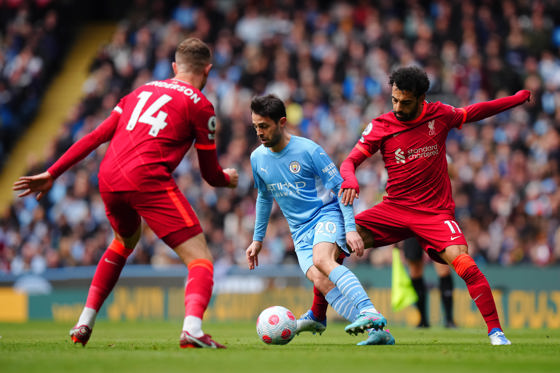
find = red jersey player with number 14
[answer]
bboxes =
[337,66,530,346]
[14,38,238,349]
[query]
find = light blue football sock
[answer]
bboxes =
[325,287,360,322]
[328,265,377,313]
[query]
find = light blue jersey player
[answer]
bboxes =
[251,135,354,275]
[245,94,395,346]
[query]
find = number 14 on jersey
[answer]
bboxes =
[126,91,172,137]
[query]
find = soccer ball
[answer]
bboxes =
[256,305,297,345]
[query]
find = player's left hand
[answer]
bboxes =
[346,230,364,257]
[13,171,54,201]
[223,168,239,188]
[515,89,531,103]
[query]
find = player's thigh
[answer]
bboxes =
[132,187,203,249]
[355,202,411,247]
[295,239,314,275]
[412,214,468,264]
[312,241,339,274]
[312,210,348,255]
[100,191,141,239]
[297,209,346,275]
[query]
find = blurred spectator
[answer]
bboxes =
[0,0,75,169]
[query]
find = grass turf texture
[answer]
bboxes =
[1,321,558,373]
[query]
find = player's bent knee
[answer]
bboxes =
[312,275,335,295]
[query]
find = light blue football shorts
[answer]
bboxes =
[294,209,350,275]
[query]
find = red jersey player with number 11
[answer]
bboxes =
[14,38,238,349]
[300,66,530,346]
[339,66,530,345]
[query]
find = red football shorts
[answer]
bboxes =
[100,185,202,248]
[355,201,467,264]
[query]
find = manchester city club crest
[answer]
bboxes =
[289,161,301,174]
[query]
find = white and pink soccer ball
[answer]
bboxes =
[256,305,297,345]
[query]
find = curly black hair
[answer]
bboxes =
[389,66,430,97]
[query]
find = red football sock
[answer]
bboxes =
[453,254,501,333]
[85,240,132,311]
[185,259,214,319]
[310,286,328,321]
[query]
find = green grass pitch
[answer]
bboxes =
[1,321,559,373]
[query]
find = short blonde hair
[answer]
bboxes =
[175,38,211,74]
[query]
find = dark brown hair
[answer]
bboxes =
[175,38,212,73]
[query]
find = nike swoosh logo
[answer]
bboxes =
[104,258,118,265]
[450,236,461,241]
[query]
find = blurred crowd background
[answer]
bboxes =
[0,0,559,276]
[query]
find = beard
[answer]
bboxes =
[393,111,415,121]
[393,101,420,122]
[261,131,282,148]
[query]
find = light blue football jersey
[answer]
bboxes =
[250,135,355,244]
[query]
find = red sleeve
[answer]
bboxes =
[47,111,120,179]
[463,90,530,123]
[196,148,230,187]
[340,145,369,194]
[192,102,217,148]
[191,101,229,187]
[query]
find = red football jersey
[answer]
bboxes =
[48,78,221,192]
[355,101,466,214]
[98,79,218,192]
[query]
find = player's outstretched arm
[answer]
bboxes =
[246,241,263,270]
[13,171,54,201]
[463,90,531,123]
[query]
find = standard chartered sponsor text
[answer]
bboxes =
[408,144,438,160]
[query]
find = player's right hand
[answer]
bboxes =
[13,171,54,201]
[339,179,360,205]
[246,241,263,270]
[339,188,358,206]
[223,168,238,188]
